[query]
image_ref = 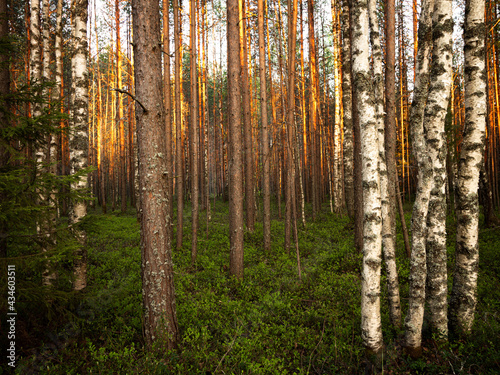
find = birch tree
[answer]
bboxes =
[351,0,384,359]
[341,0,354,220]
[367,0,402,329]
[450,0,486,336]
[132,0,179,347]
[404,0,434,355]
[70,0,89,291]
[424,0,453,341]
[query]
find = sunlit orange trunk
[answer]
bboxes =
[308,0,320,219]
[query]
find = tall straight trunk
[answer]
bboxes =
[240,0,255,232]
[285,0,300,277]
[70,0,89,291]
[351,0,384,359]
[163,0,173,240]
[258,0,271,252]
[341,0,354,220]
[29,0,41,112]
[308,0,320,221]
[368,0,401,329]
[132,0,179,348]
[424,0,453,341]
[405,0,434,356]
[0,0,10,257]
[331,0,343,214]
[174,0,184,250]
[127,14,136,210]
[450,0,486,336]
[350,0,363,254]
[299,3,307,226]
[189,0,199,263]
[227,0,244,279]
[116,0,126,213]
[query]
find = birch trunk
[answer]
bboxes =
[341,0,354,220]
[405,0,434,355]
[351,0,384,358]
[29,0,41,92]
[424,0,453,341]
[450,0,486,336]
[368,0,402,330]
[70,0,89,291]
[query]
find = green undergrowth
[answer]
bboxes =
[12,201,500,374]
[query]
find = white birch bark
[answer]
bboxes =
[368,0,402,329]
[70,0,89,291]
[341,0,354,220]
[424,0,453,341]
[405,0,434,355]
[351,0,384,356]
[450,0,486,336]
[29,0,41,90]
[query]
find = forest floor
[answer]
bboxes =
[9,200,500,374]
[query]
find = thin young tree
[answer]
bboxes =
[131,0,179,347]
[190,0,199,263]
[341,0,354,220]
[163,0,174,241]
[174,0,184,250]
[258,0,271,252]
[227,0,244,279]
[240,0,255,232]
[449,0,486,336]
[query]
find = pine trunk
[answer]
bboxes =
[227,0,244,279]
[132,0,179,347]
[258,0,271,252]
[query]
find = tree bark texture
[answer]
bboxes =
[341,0,354,220]
[450,0,486,336]
[258,0,271,252]
[424,0,453,341]
[351,0,384,356]
[190,0,199,264]
[405,0,434,355]
[368,0,402,330]
[132,0,179,347]
[70,0,89,291]
[227,0,244,279]
[240,0,255,232]
[163,0,174,242]
[174,0,184,250]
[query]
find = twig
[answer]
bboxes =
[307,317,326,374]
[214,328,239,373]
[112,88,148,113]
